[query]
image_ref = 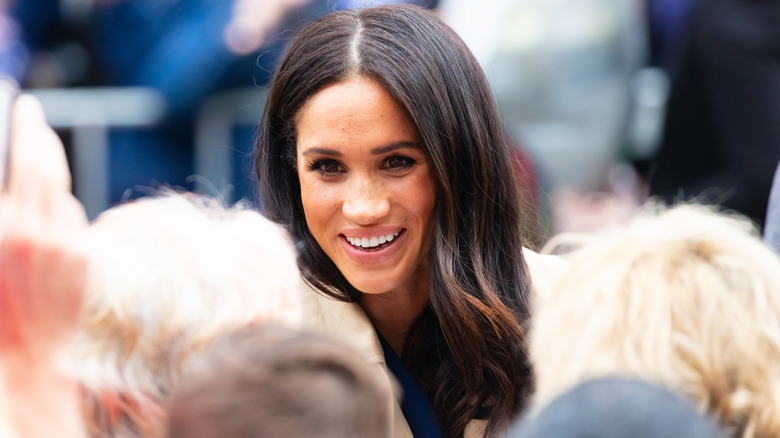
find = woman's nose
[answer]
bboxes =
[342,179,390,225]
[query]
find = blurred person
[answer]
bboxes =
[636,0,780,227]
[72,192,302,438]
[91,0,314,116]
[92,0,320,204]
[531,203,780,437]
[440,0,650,235]
[7,0,93,88]
[509,377,726,438]
[8,0,318,206]
[255,5,567,437]
[167,324,393,438]
[0,94,88,437]
[0,1,28,81]
[645,0,697,68]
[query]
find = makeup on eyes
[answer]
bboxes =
[303,153,420,178]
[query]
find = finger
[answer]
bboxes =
[7,95,72,205]
[12,94,47,129]
[50,192,89,238]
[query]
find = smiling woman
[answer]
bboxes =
[296,77,435,308]
[255,5,565,438]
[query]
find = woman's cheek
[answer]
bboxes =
[301,181,341,229]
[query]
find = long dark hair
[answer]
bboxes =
[255,5,533,436]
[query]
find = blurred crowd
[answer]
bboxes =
[2,0,780,437]
[0,0,765,227]
[4,92,780,437]
[3,0,779,234]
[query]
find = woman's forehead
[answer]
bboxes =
[295,77,418,154]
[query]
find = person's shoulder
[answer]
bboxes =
[297,280,364,322]
[296,278,385,364]
[296,280,413,438]
[522,248,569,309]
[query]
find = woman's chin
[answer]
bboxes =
[352,282,392,296]
[344,275,396,296]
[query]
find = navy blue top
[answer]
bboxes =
[378,333,444,438]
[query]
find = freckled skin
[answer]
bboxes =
[295,76,436,305]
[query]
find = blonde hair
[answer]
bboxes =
[532,203,780,438]
[72,192,302,437]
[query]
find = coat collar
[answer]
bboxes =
[295,248,566,438]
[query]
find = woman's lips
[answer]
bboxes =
[339,229,406,261]
[345,230,401,250]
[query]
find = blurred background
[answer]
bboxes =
[3,0,778,245]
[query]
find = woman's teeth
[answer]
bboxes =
[347,232,400,249]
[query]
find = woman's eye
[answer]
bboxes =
[382,156,416,172]
[307,159,345,177]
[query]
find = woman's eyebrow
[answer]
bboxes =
[370,141,419,155]
[301,142,419,157]
[301,147,342,157]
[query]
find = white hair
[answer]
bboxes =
[531,203,780,438]
[72,192,302,437]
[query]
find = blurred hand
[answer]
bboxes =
[0,94,87,366]
[223,0,313,55]
[0,95,88,438]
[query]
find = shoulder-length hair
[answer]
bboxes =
[255,5,533,436]
[531,203,780,438]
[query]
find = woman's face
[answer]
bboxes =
[295,76,436,296]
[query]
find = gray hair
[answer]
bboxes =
[73,192,302,437]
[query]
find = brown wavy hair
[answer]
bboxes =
[255,5,533,436]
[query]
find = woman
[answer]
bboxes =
[255,5,564,437]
